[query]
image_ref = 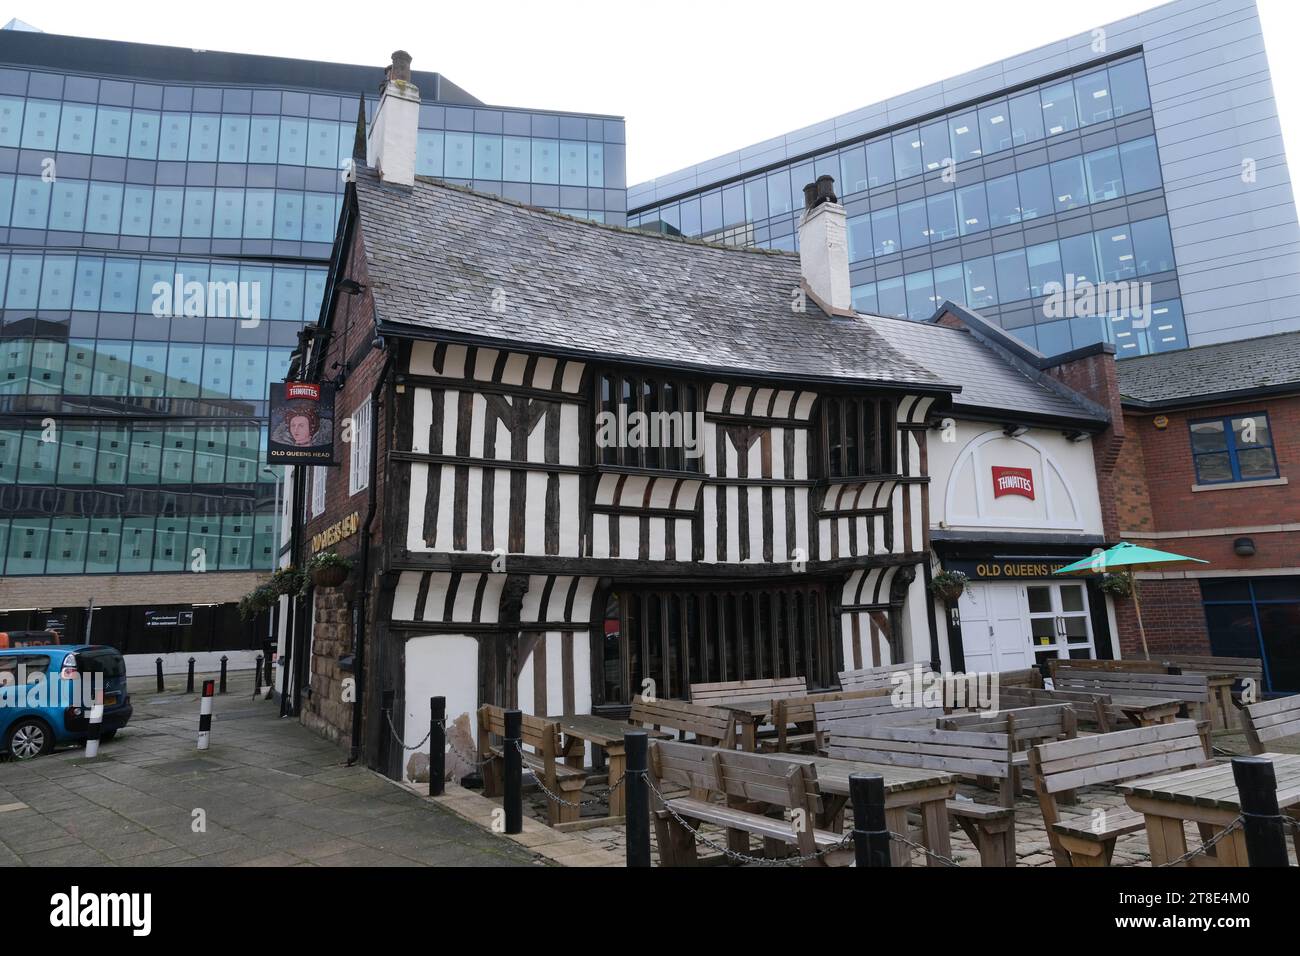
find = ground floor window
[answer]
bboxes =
[600,582,839,705]
[1202,577,1299,693]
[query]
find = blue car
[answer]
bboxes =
[0,641,133,760]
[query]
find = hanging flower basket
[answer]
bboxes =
[929,570,970,603]
[1099,571,1134,599]
[306,551,352,589]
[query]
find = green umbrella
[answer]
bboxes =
[1054,541,1209,660]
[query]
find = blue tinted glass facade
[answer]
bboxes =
[629,53,1188,358]
[0,38,626,578]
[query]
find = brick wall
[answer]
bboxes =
[1043,349,1126,540]
[1111,578,1211,658]
[294,218,391,747]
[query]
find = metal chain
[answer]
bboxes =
[512,739,622,809]
[1156,815,1244,867]
[385,711,431,751]
[642,772,854,866]
[887,829,963,868]
[434,718,489,770]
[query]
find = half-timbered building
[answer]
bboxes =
[283,55,1124,782]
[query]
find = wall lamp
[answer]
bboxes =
[1063,429,1089,443]
[336,278,366,295]
[1233,537,1256,557]
[1003,424,1029,438]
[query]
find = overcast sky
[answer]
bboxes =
[5,0,1298,186]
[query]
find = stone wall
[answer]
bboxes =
[300,587,354,748]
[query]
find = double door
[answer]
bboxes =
[958,581,1097,672]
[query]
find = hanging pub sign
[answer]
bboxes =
[269,382,336,464]
[991,465,1035,500]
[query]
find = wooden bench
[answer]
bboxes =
[1053,666,1210,726]
[839,662,931,692]
[767,687,891,753]
[1027,720,1208,866]
[689,677,808,750]
[942,703,1078,794]
[1048,658,1168,677]
[998,686,1114,732]
[814,696,947,746]
[1242,694,1300,754]
[688,676,808,707]
[997,667,1045,689]
[1164,655,1265,728]
[477,704,587,827]
[824,724,1017,867]
[648,740,851,866]
[628,695,737,749]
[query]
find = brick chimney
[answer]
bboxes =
[366,50,419,187]
[797,175,854,316]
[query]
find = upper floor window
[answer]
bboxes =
[821,396,896,479]
[349,398,372,495]
[310,465,327,517]
[597,371,702,473]
[1190,412,1279,484]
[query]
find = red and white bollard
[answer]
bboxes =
[84,702,104,759]
[197,679,214,750]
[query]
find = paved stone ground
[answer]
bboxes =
[0,671,545,867]
[514,726,1300,867]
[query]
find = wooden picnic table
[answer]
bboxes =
[1201,674,1237,732]
[550,714,671,820]
[809,756,957,867]
[1119,752,1300,866]
[1112,695,1183,728]
[705,697,775,752]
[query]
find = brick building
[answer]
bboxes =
[1113,332,1300,691]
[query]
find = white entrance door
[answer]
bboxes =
[1026,581,1097,668]
[958,584,1031,672]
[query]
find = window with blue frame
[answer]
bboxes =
[1189,412,1279,484]
[1201,577,1299,693]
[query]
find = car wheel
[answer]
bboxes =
[6,718,54,760]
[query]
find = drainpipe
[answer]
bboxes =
[348,343,392,766]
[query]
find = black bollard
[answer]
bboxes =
[1231,756,1290,867]
[624,730,651,867]
[850,773,891,867]
[430,696,446,797]
[155,656,164,693]
[503,709,523,835]
[253,655,263,699]
[219,655,229,695]
[186,657,195,693]
[264,653,274,688]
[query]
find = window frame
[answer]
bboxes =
[818,394,897,480]
[1189,411,1279,485]
[311,465,327,517]
[349,397,373,495]
[595,369,702,474]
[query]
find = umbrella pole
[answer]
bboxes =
[1131,575,1151,661]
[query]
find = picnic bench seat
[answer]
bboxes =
[628,695,737,749]
[766,687,891,753]
[998,686,1113,731]
[1163,654,1263,686]
[688,676,808,708]
[839,662,931,692]
[648,741,851,866]
[814,696,947,745]
[1027,720,1208,866]
[1242,694,1300,754]
[1053,666,1210,726]
[996,667,1046,689]
[942,703,1078,793]
[824,723,1017,867]
[477,704,586,826]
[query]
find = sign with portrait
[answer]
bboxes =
[269,382,336,464]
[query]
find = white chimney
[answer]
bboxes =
[798,175,854,316]
[367,50,420,187]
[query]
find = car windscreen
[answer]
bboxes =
[76,648,126,678]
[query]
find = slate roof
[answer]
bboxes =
[352,170,948,392]
[866,312,1107,425]
[1117,331,1300,406]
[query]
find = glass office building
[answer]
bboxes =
[629,0,1300,359]
[0,27,625,651]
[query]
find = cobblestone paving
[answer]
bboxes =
[0,672,544,867]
